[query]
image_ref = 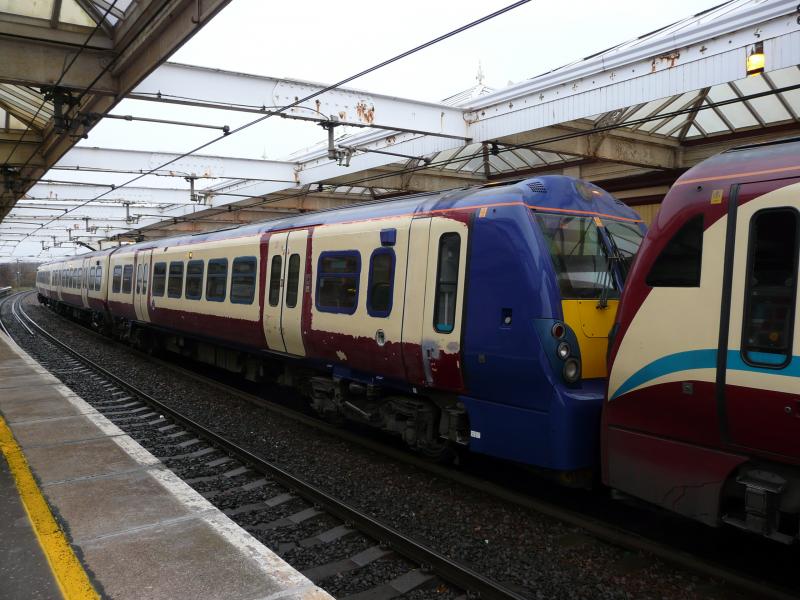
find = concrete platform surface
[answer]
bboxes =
[0,331,333,600]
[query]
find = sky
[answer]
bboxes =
[79,0,726,163]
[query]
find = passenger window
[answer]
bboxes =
[286,254,300,308]
[434,233,460,333]
[89,267,96,291]
[122,265,133,294]
[95,266,102,291]
[112,266,122,293]
[268,255,282,307]
[136,264,142,294]
[168,262,184,298]
[742,208,799,367]
[152,262,166,297]
[646,215,703,287]
[316,251,360,314]
[230,257,257,304]
[367,249,394,317]
[185,260,204,300]
[142,264,148,295]
[206,259,227,302]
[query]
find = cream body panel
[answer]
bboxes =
[148,235,262,323]
[609,215,727,399]
[310,217,412,348]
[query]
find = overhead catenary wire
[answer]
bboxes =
[8,0,532,253]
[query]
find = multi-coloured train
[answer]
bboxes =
[604,137,800,543]
[37,137,800,543]
[36,175,644,479]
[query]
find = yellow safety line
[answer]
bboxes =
[0,416,99,600]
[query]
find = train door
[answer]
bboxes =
[722,178,800,459]
[401,218,432,385]
[133,249,153,322]
[401,217,468,389]
[263,230,309,354]
[80,258,90,307]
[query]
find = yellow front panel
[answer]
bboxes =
[561,299,618,379]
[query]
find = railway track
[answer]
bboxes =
[1,291,526,600]
[3,290,798,600]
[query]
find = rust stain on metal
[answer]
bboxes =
[355,101,375,124]
[315,99,321,114]
[650,52,680,72]
[338,111,347,121]
[386,135,396,145]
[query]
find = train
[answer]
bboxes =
[35,175,644,482]
[604,136,800,543]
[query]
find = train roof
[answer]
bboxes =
[40,175,641,265]
[653,136,800,231]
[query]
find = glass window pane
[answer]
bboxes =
[168,262,184,298]
[646,215,703,287]
[230,257,257,304]
[152,262,166,297]
[185,260,204,300]
[122,265,133,294]
[367,251,394,317]
[268,255,282,307]
[206,259,227,302]
[286,254,300,308]
[112,265,122,293]
[316,252,360,313]
[434,234,460,333]
[742,209,798,367]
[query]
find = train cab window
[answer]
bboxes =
[122,265,133,294]
[367,249,395,318]
[168,262,184,298]
[646,215,703,287]
[742,208,799,367]
[268,255,282,307]
[230,257,257,304]
[206,259,227,302]
[316,251,360,314]
[433,234,460,333]
[185,260,204,300]
[285,254,300,308]
[112,266,122,293]
[152,262,166,297]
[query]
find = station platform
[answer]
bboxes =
[0,331,332,600]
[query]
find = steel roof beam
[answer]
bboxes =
[131,62,467,139]
[26,183,197,205]
[52,147,299,182]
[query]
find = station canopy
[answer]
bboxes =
[1,0,799,259]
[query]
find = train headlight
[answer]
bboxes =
[563,358,580,383]
[557,341,571,360]
[551,322,566,339]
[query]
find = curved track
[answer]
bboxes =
[1,291,526,600]
[4,290,799,600]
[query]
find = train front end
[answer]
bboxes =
[460,176,644,480]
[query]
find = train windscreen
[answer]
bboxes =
[535,213,643,299]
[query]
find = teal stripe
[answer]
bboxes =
[611,349,800,400]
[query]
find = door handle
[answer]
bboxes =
[784,400,800,418]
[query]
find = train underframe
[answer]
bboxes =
[39,296,470,460]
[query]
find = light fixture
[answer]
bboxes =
[746,41,765,77]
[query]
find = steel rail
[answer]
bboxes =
[9,292,527,600]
